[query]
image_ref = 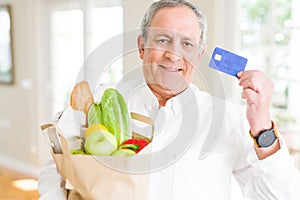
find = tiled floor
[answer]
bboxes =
[0,167,39,200]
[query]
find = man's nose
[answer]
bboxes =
[164,45,183,61]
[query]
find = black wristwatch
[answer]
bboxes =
[250,121,278,148]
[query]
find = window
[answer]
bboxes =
[51,9,84,113]
[49,0,123,114]
[239,0,300,130]
[0,6,13,84]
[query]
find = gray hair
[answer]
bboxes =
[141,0,207,45]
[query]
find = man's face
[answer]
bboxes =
[138,5,205,98]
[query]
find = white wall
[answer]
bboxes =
[122,0,150,81]
[0,0,51,177]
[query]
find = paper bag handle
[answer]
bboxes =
[130,112,154,142]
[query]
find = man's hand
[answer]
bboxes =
[238,70,280,159]
[237,70,274,136]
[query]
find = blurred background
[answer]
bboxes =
[0,0,299,199]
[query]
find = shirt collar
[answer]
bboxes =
[139,79,194,117]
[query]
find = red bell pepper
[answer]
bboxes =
[119,139,149,153]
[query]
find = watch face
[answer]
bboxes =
[257,130,276,147]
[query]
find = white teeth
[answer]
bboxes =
[160,65,181,72]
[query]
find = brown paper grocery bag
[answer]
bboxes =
[43,112,153,200]
[59,132,150,200]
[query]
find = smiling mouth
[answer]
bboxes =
[159,65,183,72]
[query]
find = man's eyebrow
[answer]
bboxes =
[181,36,197,43]
[154,33,172,38]
[155,34,195,41]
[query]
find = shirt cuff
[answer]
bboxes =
[247,135,293,178]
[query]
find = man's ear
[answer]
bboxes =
[198,44,207,61]
[137,35,145,59]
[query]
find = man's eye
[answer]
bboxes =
[182,41,194,47]
[157,38,169,44]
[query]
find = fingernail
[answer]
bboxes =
[237,71,243,77]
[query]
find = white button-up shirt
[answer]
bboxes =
[39,78,300,200]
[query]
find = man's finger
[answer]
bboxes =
[242,88,258,106]
[240,78,261,93]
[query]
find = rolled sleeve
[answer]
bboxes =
[38,158,67,200]
[247,136,292,178]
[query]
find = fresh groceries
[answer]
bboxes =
[70,81,94,127]
[88,88,132,145]
[84,129,118,156]
[119,139,149,153]
[42,82,152,200]
[84,124,108,139]
[69,82,149,156]
[70,149,85,155]
[112,149,136,156]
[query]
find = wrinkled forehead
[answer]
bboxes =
[146,27,201,46]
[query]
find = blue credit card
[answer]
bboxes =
[209,47,248,77]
